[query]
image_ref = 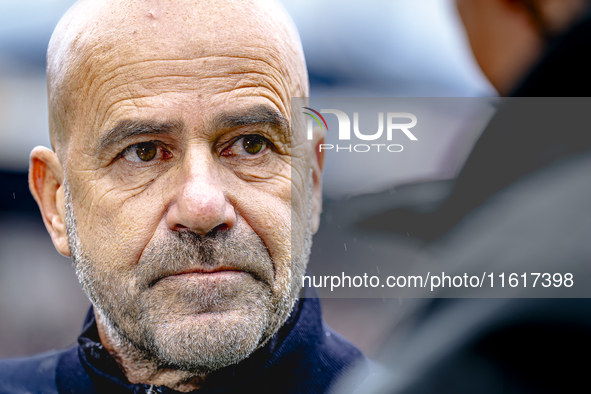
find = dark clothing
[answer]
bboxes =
[0,296,368,394]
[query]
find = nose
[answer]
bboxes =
[166,156,236,236]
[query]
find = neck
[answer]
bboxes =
[94,310,207,393]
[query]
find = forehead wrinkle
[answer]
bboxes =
[226,59,293,118]
[219,72,290,119]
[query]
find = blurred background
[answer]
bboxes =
[0,0,496,359]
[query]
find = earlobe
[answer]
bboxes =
[29,146,71,257]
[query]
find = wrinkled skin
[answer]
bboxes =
[29,0,323,391]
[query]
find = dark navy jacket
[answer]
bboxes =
[0,296,368,393]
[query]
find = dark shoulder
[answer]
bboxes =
[0,349,65,394]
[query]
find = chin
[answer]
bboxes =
[150,305,270,372]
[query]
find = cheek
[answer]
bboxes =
[233,179,292,286]
[72,175,168,266]
[287,160,313,251]
[233,162,312,295]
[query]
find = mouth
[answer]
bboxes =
[165,266,250,282]
[170,267,245,278]
[148,266,247,288]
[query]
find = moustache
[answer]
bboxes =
[134,227,275,291]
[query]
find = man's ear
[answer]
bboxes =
[310,131,325,234]
[29,146,71,257]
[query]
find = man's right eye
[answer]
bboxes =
[121,142,171,163]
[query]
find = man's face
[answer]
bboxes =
[48,0,318,373]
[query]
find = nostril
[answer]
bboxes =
[211,223,229,233]
[202,223,230,238]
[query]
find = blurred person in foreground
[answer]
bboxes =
[353,0,591,393]
[0,0,369,393]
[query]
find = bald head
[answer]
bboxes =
[47,0,308,157]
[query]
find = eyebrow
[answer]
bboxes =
[95,119,184,156]
[211,104,291,140]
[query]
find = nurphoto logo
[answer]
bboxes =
[303,107,418,153]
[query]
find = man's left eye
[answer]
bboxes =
[222,135,269,156]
